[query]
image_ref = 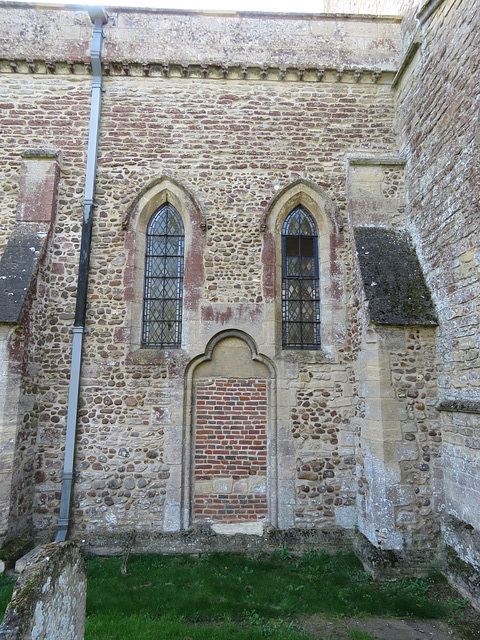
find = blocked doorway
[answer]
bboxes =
[183,331,277,529]
[194,377,268,522]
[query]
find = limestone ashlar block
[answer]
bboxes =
[0,541,86,640]
[164,444,182,465]
[212,477,233,494]
[106,10,401,70]
[16,153,60,224]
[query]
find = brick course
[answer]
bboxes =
[194,379,267,522]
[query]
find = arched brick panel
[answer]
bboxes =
[183,330,277,530]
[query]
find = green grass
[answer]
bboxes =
[347,632,376,640]
[84,550,461,639]
[85,613,306,640]
[0,574,16,623]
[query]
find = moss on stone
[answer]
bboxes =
[354,227,438,326]
[0,536,33,571]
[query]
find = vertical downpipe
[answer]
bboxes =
[56,7,108,542]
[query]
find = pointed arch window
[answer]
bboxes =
[142,203,184,348]
[282,206,321,349]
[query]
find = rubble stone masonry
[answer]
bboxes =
[0,2,478,608]
[395,0,480,571]
[0,6,401,542]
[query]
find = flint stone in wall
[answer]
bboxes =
[0,541,86,640]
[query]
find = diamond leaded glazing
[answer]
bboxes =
[142,204,184,348]
[282,206,321,349]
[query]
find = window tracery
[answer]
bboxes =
[281,205,321,349]
[142,203,185,348]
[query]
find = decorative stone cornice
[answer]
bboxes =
[0,58,396,84]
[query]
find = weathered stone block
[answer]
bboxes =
[0,541,86,640]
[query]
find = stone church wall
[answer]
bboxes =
[0,74,92,542]
[0,5,478,604]
[395,0,480,572]
[67,63,395,539]
[0,5,402,543]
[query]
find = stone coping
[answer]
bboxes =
[77,525,356,556]
[347,155,405,166]
[21,149,59,160]
[417,0,447,25]
[0,223,50,324]
[391,38,421,89]
[437,399,480,414]
[0,2,402,20]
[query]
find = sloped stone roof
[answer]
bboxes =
[0,224,48,324]
[354,227,438,326]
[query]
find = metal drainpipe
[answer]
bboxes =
[55,6,108,542]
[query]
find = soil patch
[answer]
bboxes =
[300,614,480,640]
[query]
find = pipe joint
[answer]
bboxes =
[87,7,108,25]
[71,326,87,335]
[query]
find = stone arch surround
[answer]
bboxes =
[260,179,347,355]
[123,175,207,354]
[182,330,278,532]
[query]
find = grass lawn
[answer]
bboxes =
[0,574,16,623]
[84,549,476,639]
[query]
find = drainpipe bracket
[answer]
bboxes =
[71,326,87,335]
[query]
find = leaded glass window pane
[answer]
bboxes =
[282,206,321,349]
[142,203,184,348]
